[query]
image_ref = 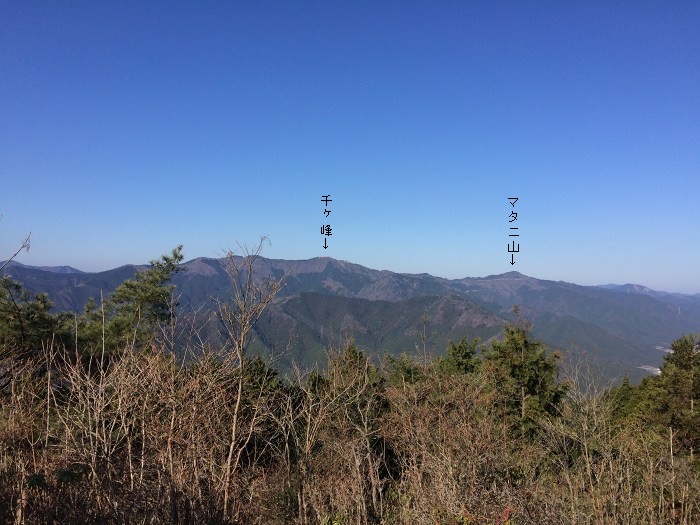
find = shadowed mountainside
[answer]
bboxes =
[4,256,699,381]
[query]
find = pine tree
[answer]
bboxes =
[439,337,481,375]
[484,317,567,436]
[0,276,71,356]
[77,245,184,355]
[653,334,700,455]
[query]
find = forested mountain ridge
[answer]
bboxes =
[3,256,699,381]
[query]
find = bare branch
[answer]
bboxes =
[0,231,31,273]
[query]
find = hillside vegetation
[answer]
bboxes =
[6,253,700,382]
[1,245,699,524]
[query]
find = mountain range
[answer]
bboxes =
[3,258,700,382]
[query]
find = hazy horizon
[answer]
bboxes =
[4,253,699,297]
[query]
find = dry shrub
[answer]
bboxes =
[2,336,699,525]
[379,365,522,525]
[275,344,388,525]
[540,370,700,525]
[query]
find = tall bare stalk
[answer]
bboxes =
[216,237,284,521]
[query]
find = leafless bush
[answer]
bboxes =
[540,358,700,525]
[2,257,699,525]
[380,363,522,525]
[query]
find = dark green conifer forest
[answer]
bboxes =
[1,245,699,524]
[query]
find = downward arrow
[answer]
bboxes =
[510,254,515,265]
[323,238,328,250]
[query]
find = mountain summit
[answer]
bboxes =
[4,256,699,381]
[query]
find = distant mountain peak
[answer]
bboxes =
[484,271,528,279]
[598,283,656,295]
[0,260,85,274]
[4,253,700,382]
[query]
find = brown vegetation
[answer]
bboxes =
[1,242,699,524]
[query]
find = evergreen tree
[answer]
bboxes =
[652,334,700,454]
[484,318,567,436]
[438,337,481,375]
[385,353,424,385]
[0,276,71,356]
[77,245,184,355]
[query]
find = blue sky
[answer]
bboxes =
[1,2,699,293]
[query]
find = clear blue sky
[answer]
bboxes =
[1,2,699,293]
